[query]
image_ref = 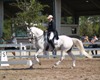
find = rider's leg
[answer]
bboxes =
[45,43,49,51]
[44,31,49,51]
[49,40,57,57]
[49,32,55,50]
[49,40,55,49]
[55,30,59,40]
[45,44,49,51]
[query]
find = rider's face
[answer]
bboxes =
[47,18,52,22]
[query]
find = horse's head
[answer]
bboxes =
[27,26,44,41]
[27,27,35,39]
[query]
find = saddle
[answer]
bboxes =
[44,31,59,51]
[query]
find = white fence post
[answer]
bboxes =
[23,45,27,58]
[19,43,22,58]
[19,43,27,58]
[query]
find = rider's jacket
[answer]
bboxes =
[47,20,56,32]
[46,20,59,40]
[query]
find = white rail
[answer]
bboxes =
[0,42,100,58]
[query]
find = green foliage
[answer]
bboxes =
[13,0,48,27]
[79,16,100,37]
[66,17,73,24]
[3,19,12,39]
[3,0,48,38]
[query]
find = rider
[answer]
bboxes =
[46,15,59,51]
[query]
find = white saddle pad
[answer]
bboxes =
[54,39,59,45]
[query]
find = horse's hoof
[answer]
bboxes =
[70,67,73,69]
[70,66,75,69]
[52,64,57,69]
[29,66,34,69]
[52,66,54,69]
[39,62,41,65]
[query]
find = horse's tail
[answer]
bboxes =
[72,38,92,59]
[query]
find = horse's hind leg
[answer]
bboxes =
[67,51,76,68]
[52,50,65,68]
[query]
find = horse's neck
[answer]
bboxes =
[32,27,43,36]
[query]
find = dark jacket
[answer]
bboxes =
[47,20,59,40]
[47,20,56,32]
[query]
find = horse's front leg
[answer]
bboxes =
[52,50,65,68]
[30,49,43,68]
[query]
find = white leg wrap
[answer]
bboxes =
[34,54,39,63]
[68,52,76,67]
[73,60,76,67]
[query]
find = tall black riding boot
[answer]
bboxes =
[49,40,56,58]
[49,40,55,50]
[46,45,49,51]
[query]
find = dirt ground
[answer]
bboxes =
[0,58,100,80]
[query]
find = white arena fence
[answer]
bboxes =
[0,43,34,66]
[0,42,100,66]
[0,42,100,58]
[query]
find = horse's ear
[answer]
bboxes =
[27,27,30,31]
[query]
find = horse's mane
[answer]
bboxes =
[30,26,42,31]
[30,26,43,35]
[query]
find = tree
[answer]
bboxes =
[13,0,48,28]
[88,16,100,37]
[79,16,93,36]
[3,0,48,39]
[3,19,12,39]
[79,16,100,37]
[9,0,49,37]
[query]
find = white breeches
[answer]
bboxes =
[49,32,54,40]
